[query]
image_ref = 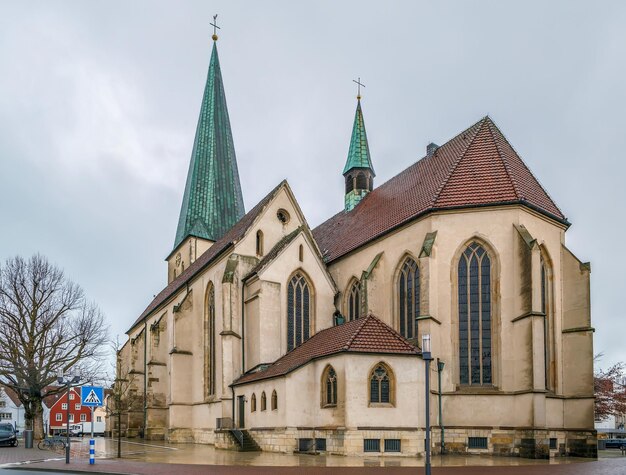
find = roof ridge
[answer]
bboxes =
[488,120,566,219]
[487,119,522,200]
[430,117,488,208]
[368,314,419,352]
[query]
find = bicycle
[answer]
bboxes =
[37,436,66,452]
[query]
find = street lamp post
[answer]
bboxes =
[57,371,80,464]
[422,334,433,475]
[437,358,445,455]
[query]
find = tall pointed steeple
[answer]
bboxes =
[343,88,375,212]
[173,31,245,251]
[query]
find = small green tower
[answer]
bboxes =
[343,91,375,212]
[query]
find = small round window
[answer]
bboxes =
[276,209,290,224]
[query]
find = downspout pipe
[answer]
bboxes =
[143,319,147,439]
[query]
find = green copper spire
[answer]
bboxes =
[343,98,375,211]
[174,38,245,250]
[342,99,374,175]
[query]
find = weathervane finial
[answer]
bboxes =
[210,14,220,41]
[352,77,365,101]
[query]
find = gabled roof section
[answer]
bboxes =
[174,40,245,250]
[314,116,567,263]
[233,314,419,386]
[129,181,286,333]
[0,385,21,407]
[244,227,302,280]
[342,100,375,176]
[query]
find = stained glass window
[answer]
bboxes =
[370,364,392,404]
[347,280,361,321]
[287,273,312,351]
[398,257,420,339]
[458,242,492,386]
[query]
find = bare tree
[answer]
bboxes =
[0,254,108,439]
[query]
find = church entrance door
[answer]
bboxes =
[237,395,245,428]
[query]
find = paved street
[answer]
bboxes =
[1,438,626,474]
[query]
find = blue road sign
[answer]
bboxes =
[81,386,104,407]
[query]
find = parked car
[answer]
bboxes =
[0,423,18,447]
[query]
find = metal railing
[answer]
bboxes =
[229,429,244,448]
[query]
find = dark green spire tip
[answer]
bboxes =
[342,99,375,176]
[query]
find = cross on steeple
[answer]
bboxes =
[353,77,365,100]
[210,14,220,41]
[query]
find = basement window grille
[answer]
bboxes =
[298,438,314,452]
[384,439,401,452]
[315,438,327,451]
[468,437,488,449]
[364,438,380,452]
[550,438,557,450]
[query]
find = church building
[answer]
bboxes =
[117,30,596,459]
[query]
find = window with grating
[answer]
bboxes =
[384,439,401,452]
[468,437,488,449]
[458,242,492,386]
[550,438,557,450]
[298,438,314,452]
[364,439,381,452]
[287,273,312,351]
[315,438,327,451]
[398,257,419,339]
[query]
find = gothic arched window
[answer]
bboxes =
[369,363,394,405]
[356,172,368,190]
[458,242,492,386]
[345,174,354,193]
[541,256,555,391]
[256,230,264,256]
[322,365,337,407]
[251,393,256,412]
[398,257,420,339]
[271,390,277,410]
[205,282,216,396]
[261,391,267,411]
[347,279,361,321]
[287,272,312,351]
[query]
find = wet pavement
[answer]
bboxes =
[1,438,626,474]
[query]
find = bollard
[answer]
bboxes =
[89,439,95,465]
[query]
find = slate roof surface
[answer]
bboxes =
[313,116,566,264]
[129,181,285,332]
[233,314,419,385]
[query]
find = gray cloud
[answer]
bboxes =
[1,0,623,367]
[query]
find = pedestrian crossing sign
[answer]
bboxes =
[81,386,104,407]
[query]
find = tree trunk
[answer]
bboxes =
[33,402,45,440]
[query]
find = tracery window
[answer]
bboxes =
[369,363,393,404]
[251,393,256,412]
[271,390,277,410]
[398,257,419,339]
[206,282,216,396]
[287,272,312,351]
[541,257,555,391]
[322,365,337,407]
[261,391,267,411]
[458,242,492,386]
[347,280,361,321]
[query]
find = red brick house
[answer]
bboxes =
[48,387,92,434]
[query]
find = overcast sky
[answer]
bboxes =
[1,1,624,368]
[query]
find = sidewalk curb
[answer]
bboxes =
[7,466,128,475]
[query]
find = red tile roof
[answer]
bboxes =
[128,181,286,332]
[233,314,419,386]
[313,117,566,263]
[0,385,21,407]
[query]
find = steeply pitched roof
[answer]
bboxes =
[174,40,245,250]
[342,100,374,175]
[129,181,285,332]
[314,116,566,263]
[0,385,21,407]
[233,314,419,386]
